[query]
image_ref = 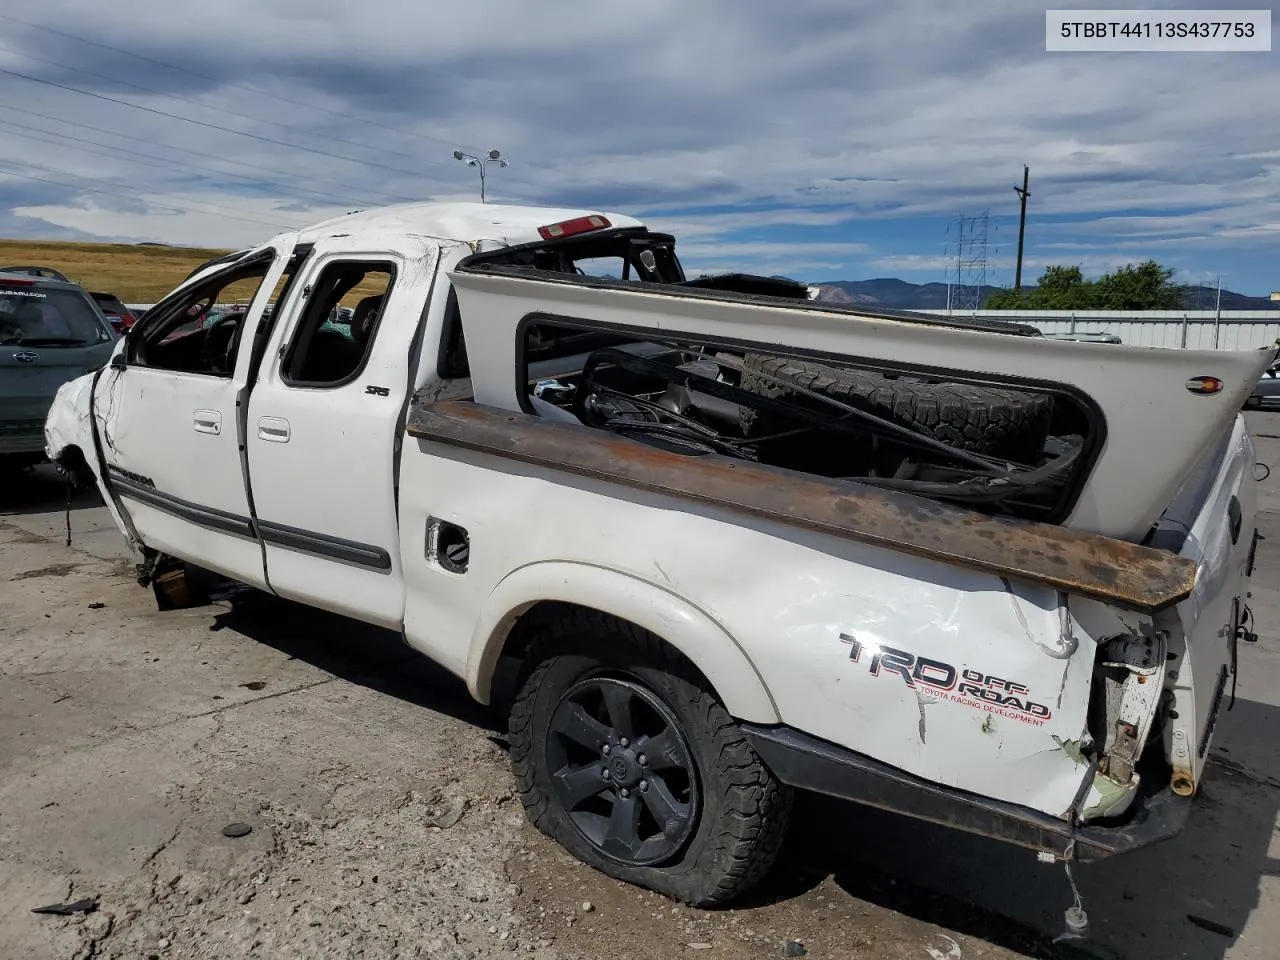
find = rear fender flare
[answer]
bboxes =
[466,561,780,724]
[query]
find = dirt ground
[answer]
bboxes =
[4,414,1280,960]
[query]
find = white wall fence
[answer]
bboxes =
[921,309,1280,351]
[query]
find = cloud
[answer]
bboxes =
[0,1,1275,291]
[863,255,959,275]
[12,196,337,248]
[865,252,1136,276]
[680,243,872,280]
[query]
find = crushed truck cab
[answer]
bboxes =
[46,201,1272,906]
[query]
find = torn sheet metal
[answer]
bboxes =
[43,367,144,557]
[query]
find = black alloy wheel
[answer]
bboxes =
[546,675,699,866]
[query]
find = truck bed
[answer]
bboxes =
[446,259,1277,542]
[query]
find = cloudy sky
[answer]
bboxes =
[0,1,1276,292]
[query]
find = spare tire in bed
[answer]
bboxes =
[736,353,1054,462]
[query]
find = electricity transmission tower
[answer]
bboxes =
[945,210,990,314]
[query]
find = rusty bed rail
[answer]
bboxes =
[406,400,1197,614]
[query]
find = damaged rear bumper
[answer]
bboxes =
[743,724,1190,862]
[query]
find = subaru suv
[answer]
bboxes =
[1,270,116,472]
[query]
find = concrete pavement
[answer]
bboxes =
[3,411,1280,959]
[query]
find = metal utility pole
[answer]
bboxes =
[1013,165,1030,294]
[1213,275,1223,348]
[452,149,507,202]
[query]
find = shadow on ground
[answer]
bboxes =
[206,586,502,736]
[736,697,1280,960]
[0,464,102,518]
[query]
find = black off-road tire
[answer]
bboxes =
[508,609,792,906]
[738,353,1054,461]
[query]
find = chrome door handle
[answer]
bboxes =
[193,409,221,435]
[258,417,290,442]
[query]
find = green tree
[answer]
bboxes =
[983,260,1184,310]
[1027,265,1095,309]
[982,287,1020,308]
[1092,259,1184,309]
[986,265,1094,309]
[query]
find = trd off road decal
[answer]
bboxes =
[839,633,1052,726]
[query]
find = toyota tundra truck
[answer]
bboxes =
[45,201,1271,907]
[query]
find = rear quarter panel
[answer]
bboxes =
[398,438,1103,819]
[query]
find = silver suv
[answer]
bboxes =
[1,269,117,472]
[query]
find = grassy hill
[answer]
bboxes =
[0,238,232,302]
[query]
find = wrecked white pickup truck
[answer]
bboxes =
[46,202,1272,908]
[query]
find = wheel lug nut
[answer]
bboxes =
[602,744,611,755]
[638,754,647,766]
[619,737,629,748]
[639,780,649,792]
[602,767,611,779]
[620,788,630,798]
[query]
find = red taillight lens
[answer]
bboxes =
[0,277,36,286]
[537,215,611,240]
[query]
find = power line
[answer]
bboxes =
[0,102,415,205]
[0,114,403,211]
[0,156,313,229]
[0,131,345,232]
[0,41,457,170]
[0,13,572,190]
[0,66,459,185]
[0,122,542,239]
[0,162,310,230]
[0,12,486,159]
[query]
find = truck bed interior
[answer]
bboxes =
[451,228,1100,526]
[521,324,1096,524]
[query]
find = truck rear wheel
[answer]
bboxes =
[508,610,792,906]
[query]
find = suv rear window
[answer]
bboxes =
[0,284,112,346]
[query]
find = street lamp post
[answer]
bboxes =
[452,149,507,202]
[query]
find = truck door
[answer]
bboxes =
[245,237,439,628]
[94,241,296,587]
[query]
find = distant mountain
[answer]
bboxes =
[814,279,994,310]
[1178,285,1275,310]
[811,278,1275,311]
